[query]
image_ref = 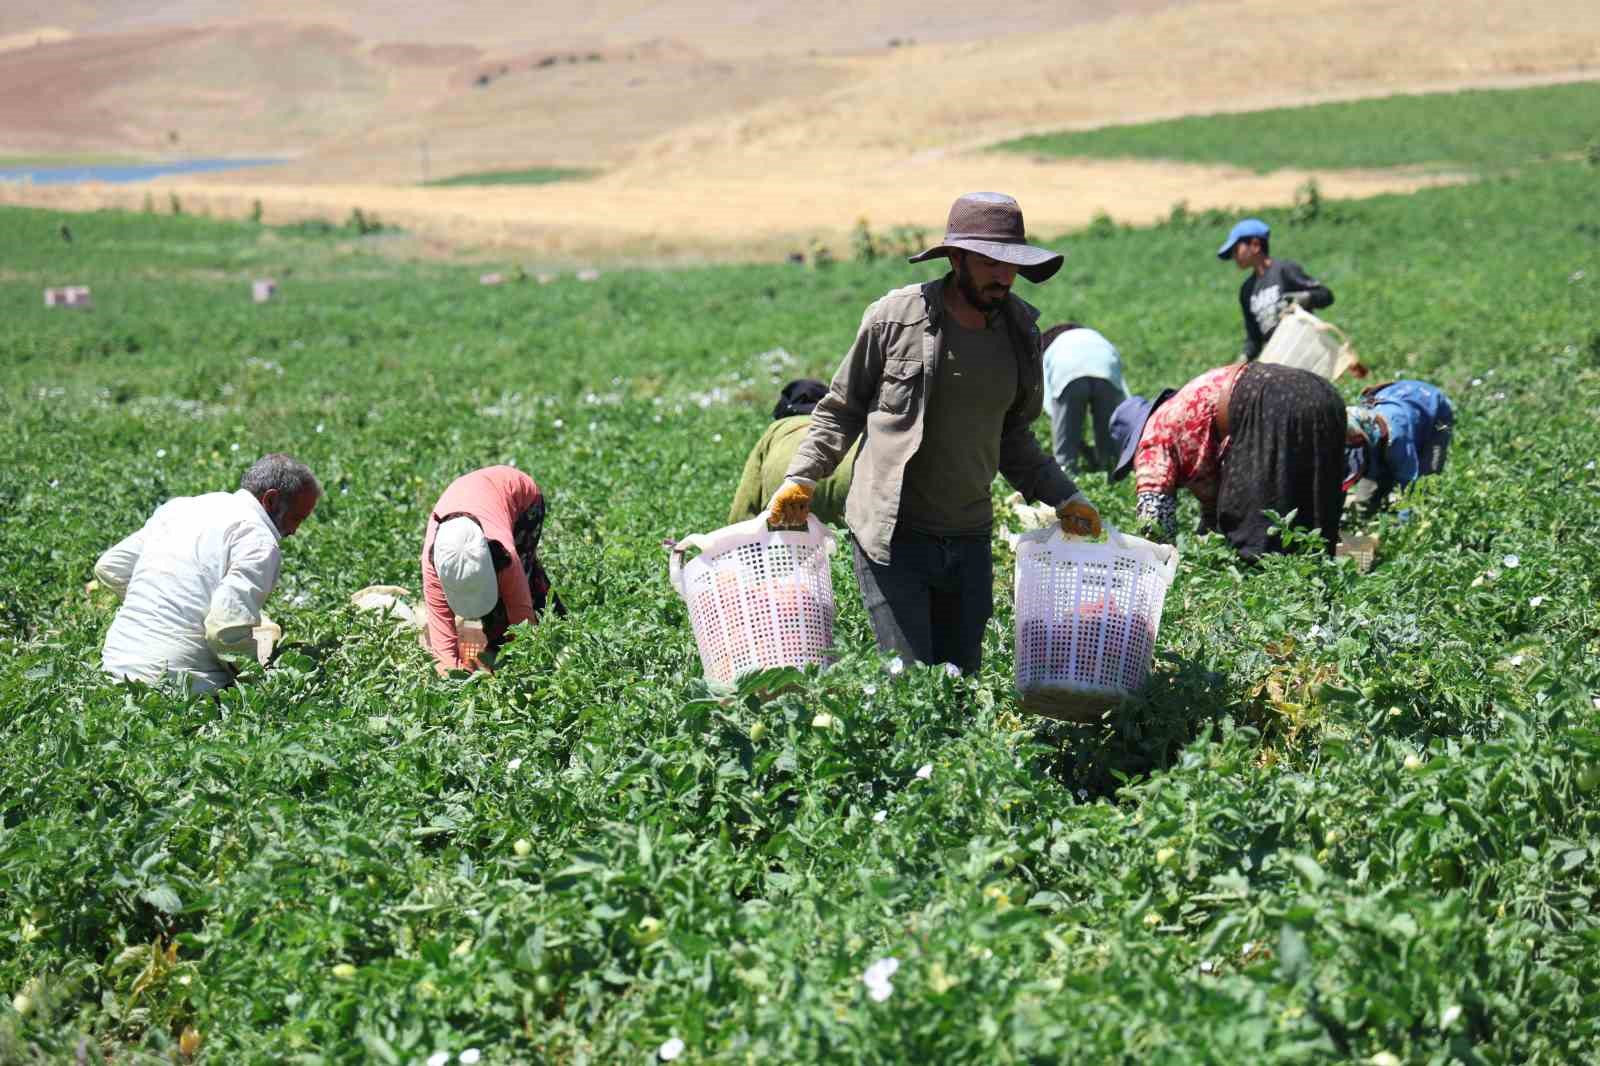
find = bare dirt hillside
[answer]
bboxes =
[0,0,1188,53]
[0,0,1596,259]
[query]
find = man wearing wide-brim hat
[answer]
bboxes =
[768,192,1102,675]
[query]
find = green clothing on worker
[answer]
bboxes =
[899,315,1018,535]
[728,415,858,526]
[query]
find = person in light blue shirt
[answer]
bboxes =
[1344,379,1454,512]
[1041,323,1130,472]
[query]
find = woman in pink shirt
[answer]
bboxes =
[421,466,563,672]
[1107,362,1345,559]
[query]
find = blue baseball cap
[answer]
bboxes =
[1217,218,1269,260]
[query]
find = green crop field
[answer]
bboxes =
[2,140,1599,1061]
[996,80,1600,173]
[423,167,596,188]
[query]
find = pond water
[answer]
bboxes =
[0,158,281,185]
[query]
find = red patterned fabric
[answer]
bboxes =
[1133,363,1247,514]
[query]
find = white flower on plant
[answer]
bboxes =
[811,712,835,729]
[1470,378,1483,387]
[1528,596,1545,608]
[459,1050,481,1065]
[553,418,564,429]
[887,656,905,676]
[658,1036,685,1061]
[507,757,523,771]
[914,763,932,781]
[156,448,167,458]
[1509,654,1524,667]
[427,1054,449,1066]
[1502,554,1520,568]
[1368,1054,1402,1066]
[1441,1004,1462,1029]
[862,957,899,1002]
[49,479,58,489]
[943,663,962,679]
[1199,959,1214,974]
[315,422,325,433]
[712,433,722,443]
[873,810,887,823]
[1586,460,1597,471]
[230,442,240,452]
[862,684,877,697]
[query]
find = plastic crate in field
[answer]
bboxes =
[669,515,837,685]
[1259,305,1360,380]
[1014,524,1179,721]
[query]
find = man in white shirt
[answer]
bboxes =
[94,453,321,694]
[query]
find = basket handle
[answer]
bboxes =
[669,531,717,598]
[668,514,836,598]
[1020,521,1180,582]
[1288,306,1364,379]
[1106,523,1181,581]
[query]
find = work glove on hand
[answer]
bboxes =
[766,477,816,529]
[1056,491,1103,537]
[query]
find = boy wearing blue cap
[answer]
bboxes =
[1217,218,1334,360]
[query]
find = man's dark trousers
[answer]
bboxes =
[851,530,992,674]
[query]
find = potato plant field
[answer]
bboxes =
[2,151,1599,1063]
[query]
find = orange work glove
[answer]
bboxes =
[1056,492,1103,537]
[766,478,816,529]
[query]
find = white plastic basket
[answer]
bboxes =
[1013,524,1179,720]
[669,515,838,685]
[1259,305,1359,380]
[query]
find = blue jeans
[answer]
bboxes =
[851,531,993,674]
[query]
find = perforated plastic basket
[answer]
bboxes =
[1013,524,1179,720]
[1258,305,1360,381]
[669,515,838,685]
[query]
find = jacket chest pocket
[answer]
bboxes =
[877,358,922,415]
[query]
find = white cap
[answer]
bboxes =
[433,516,497,619]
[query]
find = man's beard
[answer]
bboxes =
[955,261,1009,312]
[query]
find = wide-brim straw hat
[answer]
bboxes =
[908,192,1064,284]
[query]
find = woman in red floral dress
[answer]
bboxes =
[1107,361,1345,559]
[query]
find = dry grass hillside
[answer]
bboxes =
[0,0,1596,258]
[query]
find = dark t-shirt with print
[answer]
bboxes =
[1239,258,1334,359]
